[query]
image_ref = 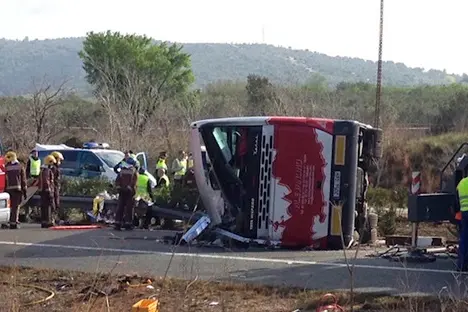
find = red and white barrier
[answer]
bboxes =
[411,171,421,195]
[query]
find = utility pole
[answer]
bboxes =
[374,0,384,129]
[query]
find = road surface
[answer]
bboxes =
[0,225,466,296]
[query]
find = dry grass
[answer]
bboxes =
[0,266,467,311]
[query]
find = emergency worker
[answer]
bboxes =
[187,153,194,169]
[128,150,140,169]
[155,152,168,173]
[38,155,56,228]
[171,150,187,186]
[136,166,154,201]
[113,150,132,174]
[457,175,468,271]
[5,151,27,229]
[26,149,41,179]
[156,168,170,189]
[114,157,138,230]
[50,151,64,221]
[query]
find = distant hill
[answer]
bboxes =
[0,37,463,96]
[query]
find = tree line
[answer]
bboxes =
[1,36,466,96]
[0,31,466,180]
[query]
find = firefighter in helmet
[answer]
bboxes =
[5,151,27,229]
[51,151,64,222]
[39,155,56,228]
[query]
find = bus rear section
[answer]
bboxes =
[192,116,382,249]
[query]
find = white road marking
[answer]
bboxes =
[0,240,463,275]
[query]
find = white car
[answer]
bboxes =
[0,192,10,225]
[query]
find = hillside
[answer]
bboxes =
[0,37,463,96]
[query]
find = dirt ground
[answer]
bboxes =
[0,266,467,312]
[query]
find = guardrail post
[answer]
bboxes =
[410,171,421,248]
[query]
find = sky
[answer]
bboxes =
[1,0,467,75]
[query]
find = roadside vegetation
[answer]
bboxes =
[2,265,467,312]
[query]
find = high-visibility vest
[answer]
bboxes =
[457,177,468,212]
[158,175,170,187]
[175,159,187,177]
[188,158,194,169]
[136,174,150,198]
[156,159,167,171]
[29,157,41,176]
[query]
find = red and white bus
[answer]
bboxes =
[190,116,382,249]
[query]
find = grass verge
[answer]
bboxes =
[0,265,466,311]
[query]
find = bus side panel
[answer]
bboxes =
[269,124,333,247]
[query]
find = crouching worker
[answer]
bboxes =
[5,151,27,229]
[114,158,138,231]
[39,155,56,228]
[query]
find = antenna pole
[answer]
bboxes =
[374,0,384,129]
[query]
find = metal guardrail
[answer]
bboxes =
[27,195,205,222]
[28,195,114,210]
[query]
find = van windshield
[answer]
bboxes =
[95,151,124,168]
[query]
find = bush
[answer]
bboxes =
[367,186,407,209]
[378,132,467,192]
[58,177,199,209]
[60,177,113,196]
[378,208,397,236]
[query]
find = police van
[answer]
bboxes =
[34,142,156,184]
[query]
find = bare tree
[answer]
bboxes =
[30,78,72,143]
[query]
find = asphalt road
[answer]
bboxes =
[0,224,466,297]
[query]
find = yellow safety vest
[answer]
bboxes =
[136,174,150,198]
[156,159,167,170]
[457,177,468,212]
[175,159,187,177]
[29,157,41,176]
[188,158,194,169]
[158,175,170,187]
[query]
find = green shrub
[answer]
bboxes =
[60,177,113,196]
[378,208,397,236]
[367,186,408,208]
[154,186,171,205]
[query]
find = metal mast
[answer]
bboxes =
[374,0,384,129]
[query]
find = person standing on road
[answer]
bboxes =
[171,150,187,186]
[38,155,56,228]
[113,150,132,174]
[114,157,138,231]
[155,152,168,174]
[155,168,170,189]
[26,149,41,179]
[457,175,468,271]
[51,151,64,222]
[136,166,154,202]
[5,151,27,229]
